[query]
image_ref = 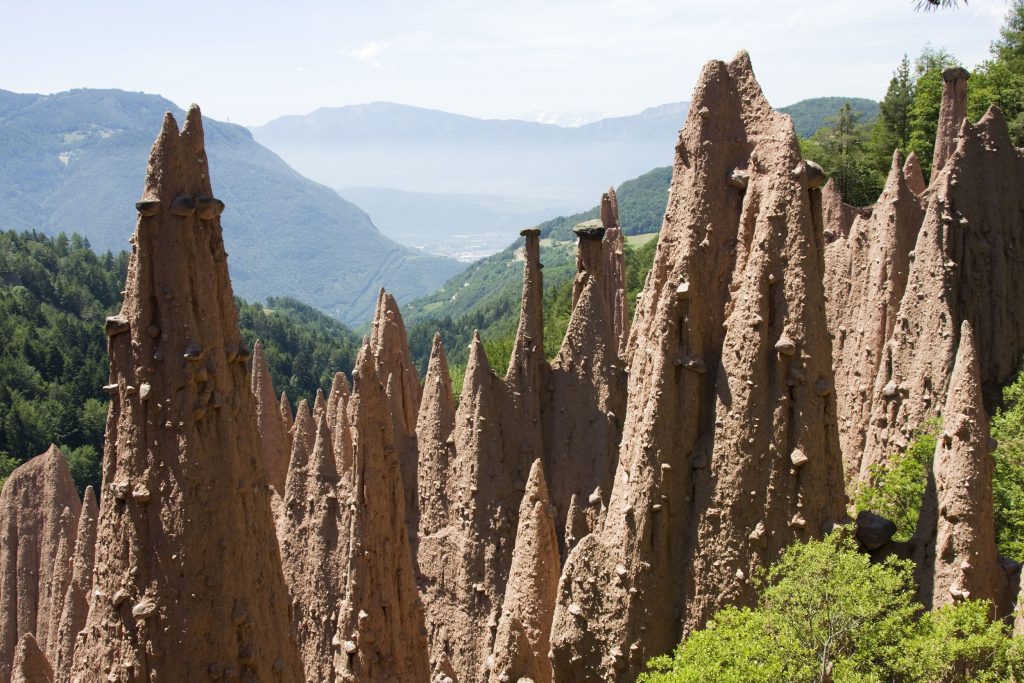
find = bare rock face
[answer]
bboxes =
[69,108,303,681]
[279,413,344,681]
[280,391,294,437]
[912,322,1008,614]
[419,230,550,681]
[11,634,52,683]
[369,289,422,543]
[312,389,328,426]
[252,339,290,493]
[52,487,98,683]
[859,102,1024,480]
[0,446,81,683]
[416,333,457,540]
[931,67,971,179]
[824,151,923,481]
[419,334,513,681]
[544,271,625,551]
[326,372,350,434]
[335,344,429,682]
[904,152,927,195]
[820,179,859,246]
[600,189,631,357]
[550,52,846,682]
[38,509,74,664]
[488,460,560,683]
[507,229,547,429]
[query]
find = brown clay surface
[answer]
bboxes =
[824,151,923,481]
[0,446,80,683]
[68,108,303,682]
[11,634,52,683]
[912,322,1009,615]
[52,488,97,683]
[488,460,560,683]
[550,52,846,681]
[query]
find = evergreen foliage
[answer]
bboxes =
[907,47,962,177]
[0,230,359,492]
[878,55,915,153]
[779,97,880,139]
[639,533,1023,683]
[801,104,885,206]
[968,0,1024,145]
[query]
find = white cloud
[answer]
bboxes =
[341,41,389,69]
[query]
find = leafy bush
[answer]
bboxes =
[639,533,1022,683]
[991,366,1024,559]
[855,418,940,542]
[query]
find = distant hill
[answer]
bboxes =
[252,101,687,204]
[779,97,880,138]
[0,88,464,325]
[401,165,672,372]
[251,102,687,260]
[337,187,567,262]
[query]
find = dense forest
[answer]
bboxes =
[802,6,1024,206]
[0,230,359,492]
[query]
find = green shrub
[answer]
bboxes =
[639,532,1022,683]
[855,418,940,542]
[991,366,1024,559]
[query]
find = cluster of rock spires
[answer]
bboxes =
[0,53,1021,683]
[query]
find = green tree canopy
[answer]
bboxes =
[639,533,1023,683]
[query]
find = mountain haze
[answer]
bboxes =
[252,101,689,205]
[0,88,464,325]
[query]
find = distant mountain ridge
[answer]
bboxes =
[252,101,689,205]
[778,96,880,138]
[0,88,464,324]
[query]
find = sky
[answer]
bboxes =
[0,0,1012,127]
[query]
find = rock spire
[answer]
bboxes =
[824,150,923,481]
[931,67,970,179]
[10,635,52,683]
[544,269,625,550]
[858,101,1024,480]
[415,333,456,540]
[252,339,290,492]
[51,487,98,683]
[369,289,422,542]
[600,187,631,356]
[335,343,430,682]
[280,391,294,436]
[550,52,846,681]
[912,322,1008,614]
[279,412,345,681]
[0,446,80,683]
[38,509,74,663]
[69,107,303,681]
[326,372,350,433]
[488,460,560,683]
[904,152,927,195]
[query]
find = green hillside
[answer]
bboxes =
[779,97,880,138]
[0,88,464,325]
[0,230,359,492]
[402,165,672,373]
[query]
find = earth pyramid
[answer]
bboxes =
[0,446,81,683]
[857,71,1024,480]
[549,51,847,681]
[67,107,304,682]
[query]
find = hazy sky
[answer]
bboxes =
[0,0,1011,126]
